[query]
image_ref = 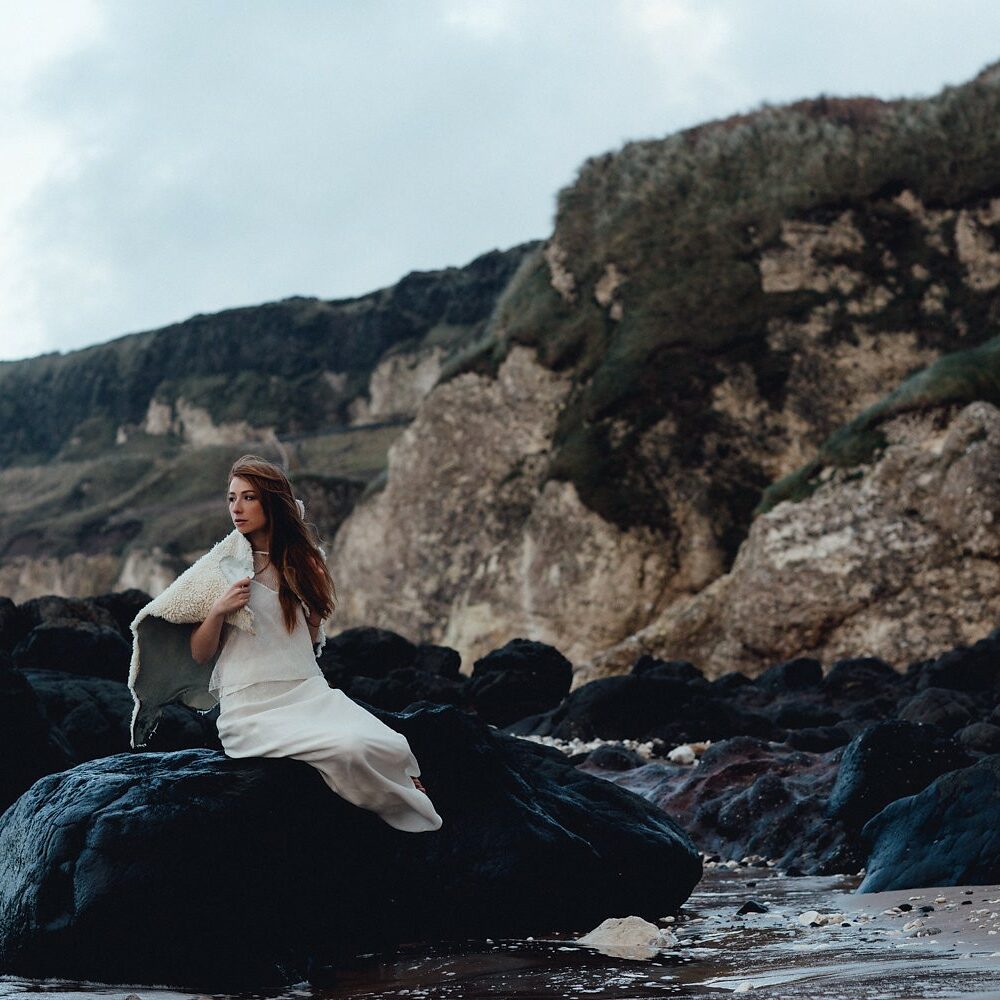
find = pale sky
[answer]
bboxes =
[1,0,998,361]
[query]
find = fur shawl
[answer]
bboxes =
[127,529,328,748]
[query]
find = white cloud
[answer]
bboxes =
[440,0,523,40]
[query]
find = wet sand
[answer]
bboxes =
[2,869,999,999]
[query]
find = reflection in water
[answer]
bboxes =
[2,870,1000,998]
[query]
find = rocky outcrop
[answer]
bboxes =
[0,705,701,989]
[588,401,1000,679]
[331,346,682,666]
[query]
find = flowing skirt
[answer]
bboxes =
[217,675,443,833]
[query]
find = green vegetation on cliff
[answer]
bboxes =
[757,333,1000,514]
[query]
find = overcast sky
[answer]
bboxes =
[2,0,999,362]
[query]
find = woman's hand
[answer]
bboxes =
[211,577,253,617]
[191,578,251,665]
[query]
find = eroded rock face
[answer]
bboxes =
[588,401,1000,679]
[332,346,680,667]
[0,704,701,988]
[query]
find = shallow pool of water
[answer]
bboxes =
[3,870,999,999]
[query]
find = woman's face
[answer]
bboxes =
[228,476,268,539]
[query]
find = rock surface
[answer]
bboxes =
[0,703,702,989]
[859,755,1000,892]
[589,402,1000,679]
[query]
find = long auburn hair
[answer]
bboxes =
[228,454,336,632]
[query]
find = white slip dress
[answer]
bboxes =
[211,571,443,834]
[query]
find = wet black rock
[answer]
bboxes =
[0,598,27,654]
[913,630,1000,693]
[17,595,119,633]
[0,657,72,813]
[347,668,465,713]
[632,656,706,685]
[897,687,978,734]
[12,621,131,681]
[955,722,1000,755]
[584,744,647,771]
[505,672,778,745]
[466,639,574,727]
[584,736,862,876]
[413,643,462,678]
[0,703,702,989]
[827,721,971,831]
[318,626,424,684]
[91,589,151,639]
[786,725,851,753]
[754,657,823,693]
[736,899,769,914]
[318,627,467,714]
[859,754,1000,892]
[21,668,221,761]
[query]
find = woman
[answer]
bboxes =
[129,454,442,834]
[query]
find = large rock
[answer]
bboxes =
[12,620,131,681]
[859,755,1000,891]
[0,702,701,989]
[0,658,73,813]
[21,668,221,761]
[466,638,574,727]
[826,721,971,830]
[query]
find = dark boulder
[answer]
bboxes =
[754,657,823,693]
[525,674,777,744]
[413,643,462,678]
[584,744,648,771]
[346,668,466,713]
[12,621,131,681]
[827,721,971,830]
[955,722,1000,755]
[786,725,851,753]
[823,657,898,698]
[0,703,701,989]
[631,656,705,685]
[0,657,73,813]
[859,755,1000,892]
[466,638,574,727]
[772,700,842,730]
[91,589,151,639]
[319,627,461,689]
[0,598,28,654]
[21,668,221,761]
[319,626,417,681]
[914,631,1000,693]
[897,687,978,735]
[17,595,118,632]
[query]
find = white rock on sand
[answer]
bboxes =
[575,915,678,959]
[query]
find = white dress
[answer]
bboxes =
[211,574,443,833]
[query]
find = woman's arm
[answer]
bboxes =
[191,577,252,664]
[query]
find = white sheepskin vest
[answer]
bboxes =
[127,529,327,748]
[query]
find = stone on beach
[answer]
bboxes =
[575,915,678,959]
[0,701,701,989]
